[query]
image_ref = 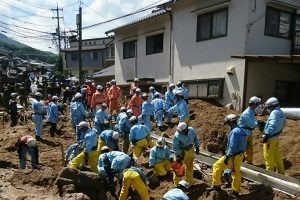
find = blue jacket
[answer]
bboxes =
[150,90,157,101]
[70,101,87,122]
[226,125,247,157]
[238,107,258,135]
[116,112,126,124]
[149,145,172,166]
[178,86,188,100]
[65,143,80,159]
[163,188,189,200]
[164,90,175,109]
[127,167,147,184]
[119,114,133,133]
[94,110,109,124]
[152,98,164,114]
[82,128,98,153]
[173,127,200,156]
[142,100,154,116]
[47,102,59,123]
[129,124,151,141]
[100,130,119,150]
[32,99,45,115]
[167,99,189,121]
[263,107,286,139]
[98,151,131,171]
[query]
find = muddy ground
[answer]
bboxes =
[0,99,299,200]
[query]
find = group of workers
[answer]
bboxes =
[12,76,287,199]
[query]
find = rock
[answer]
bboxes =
[63,193,90,200]
[62,184,75,194]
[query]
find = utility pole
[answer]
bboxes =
[76,3,83,85]
[52,3,63,53]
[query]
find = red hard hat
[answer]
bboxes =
[171,161,185,177]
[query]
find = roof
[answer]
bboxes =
[231,55,300,63]
[105,9,169,34]
[92,65,115,78]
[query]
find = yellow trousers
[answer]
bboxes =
[263,138,285,175]
[212,153,243,192]
[173,148,194,186]
[97,138,107,157]
[133,138,154,158]
[119,170,150,200]
[154,159,171,176]
[68,150,99,173]
[244,134,253,164]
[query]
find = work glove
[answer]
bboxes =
[195,147,200,155]
[262,135,269,143]
[224,155,229,165]
[84,152,89,165]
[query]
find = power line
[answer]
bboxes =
[0,21,53,34]
[14,0,52,10]
[0,13,55,28]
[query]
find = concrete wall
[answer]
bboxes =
[114,14,170,84]
[171,0,249,110]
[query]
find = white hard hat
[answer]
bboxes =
[10,93,17,97]
[154,92,160,98]
[175,90,183,96]
[224,114,237,125]
[176,81,182,86]
[178,180,189,189]
[101,146,110,151]
[134,78,139,82]
[101,103,108,108]
[249,96,261,104]
[110,79,116,84]
[52,96,59,100]
[176,122,187,133]
[86,80,92,83]
[120,106,127,112]
[142,93,148,98]
[169,84,175,88]
[26,138,37,147]
[96,85,103,90]
[66,87,70,90]
[77,121,88,128]
[74,93,82,99]
[126,109,133,114]
[92,83,95,86]
[129,116,137,122]
[156,137,166,148]
[149,86,154,91]
[135,88,141,93]
[265,97,279,107]
[112,131,120,140]
[35,92,43,97]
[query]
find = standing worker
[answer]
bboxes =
[167,90,190,125]
[91,85,106,112]
[140,93,153,130]
[70,93,88,141]
[68,121,99,173]
[149,86,157,101]
[31,92,46,141]
[173,122,200,186]
[149,137,173,177]
[163,180,189,200]
[86,80,96,110]
[128,88,143,117]
[152,92,164,131]
[164,84,175,124]
[119,110,135,153]
[47,96,59,137]
[262,97,286,175]
[105,82,111,107]
[108,80,121,119]
[94,103,110,134]
[206,114,247,197]
[16,135,39,169]
[238,96,261,164]
[18,83,28,109]
[130,78,139,98]
[176,81,189,104]
[9,93,18,127]
[119,166,150,200]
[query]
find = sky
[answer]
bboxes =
[0,0,168,53]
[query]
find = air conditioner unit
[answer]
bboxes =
[226,66,235,75]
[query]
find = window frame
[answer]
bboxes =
[123,40,136,59]
[146,33,164,55]
[196,8,228,42]
[264,6,292,39]
[89,52,98,60]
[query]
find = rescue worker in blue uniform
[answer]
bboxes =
[238,96,261,164]
[94,103,110,134]
[70,93,88,141]
[68,121,99,173]
[152,92,164,131]
[149,137,173,177]
[149,86,157,101]
[97,130,120,156]
[164,84,175,124]
[206,114,247,197]
[263,97,286,175]
[119,109,134,153]
[163,180,189,200]
[140,93,153,130]
[65,141,83,166]
[47,96,59,137]
[176,81,188,104]
[167,90,190,125]
[173,122,200,186]
[31,92,46,140]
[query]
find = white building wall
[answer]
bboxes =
[114,14,170,84]
[171,0,249,109]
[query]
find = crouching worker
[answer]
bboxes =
[163,180,189,200]
[149,137,173,177]
[16,135,39,169]
[68,121,98,173]
[129,120,154,159]
[120,166,150,200]
[65,140,83,166]
[97,130,120,156]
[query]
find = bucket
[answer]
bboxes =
[146,171,160,185]
[172,161,185,177]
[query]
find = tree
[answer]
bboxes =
[52,55,63,76]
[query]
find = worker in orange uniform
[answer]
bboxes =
[86,80,96,110]
[105,82,111,106]
[127,88,143,117]
[108,79,121,120]
[130,78,139,98]
[91,85,106,112]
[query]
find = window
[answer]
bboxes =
[89,52,98,60]
[123,40,136,59]
[185,78,224,98]
[71,53,78,61]
[196,9,228,41]
[146,33,164,55]
[107,45,115,59]
[265,7,292,39]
